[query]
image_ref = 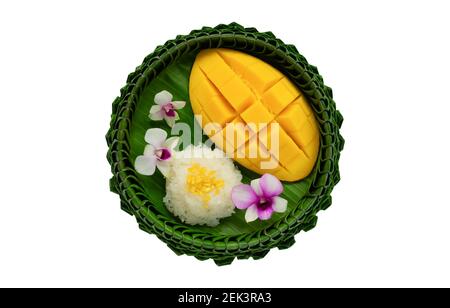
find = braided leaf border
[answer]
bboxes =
[106,23,344,265]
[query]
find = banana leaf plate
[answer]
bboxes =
[106,23,344,265]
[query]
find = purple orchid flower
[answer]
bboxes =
[149,90,185,127]
[231,174,288,222]
[135,128,179,177]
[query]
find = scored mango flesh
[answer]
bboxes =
[189,48,320,181]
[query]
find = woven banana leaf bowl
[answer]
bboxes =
[106,23,344,265]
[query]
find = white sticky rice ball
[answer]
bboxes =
[163,144,242,226]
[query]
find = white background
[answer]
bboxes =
[1,0,449,288]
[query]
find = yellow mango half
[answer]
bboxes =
[189,48,320,181]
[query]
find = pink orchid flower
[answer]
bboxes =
[149,90,185,127]
[231,174,287,222]
[135,128,179,177]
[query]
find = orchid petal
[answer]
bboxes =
[259,173,283,197]
[149,104,162,114]
[144,128,167,148]
[165,115,177,127]
[156,160,171,177]
[154,90,173,105]
[149,110,164,121]
[250,178,263,197]
[172,101,186,109]
[164,137,179,150]
[273,196,288,213]
[149,106,164,121]
[257,206,274,220]
[143,144,156,156]
[245,204,258,222]
[231,184,258,209]
[135,155,157,176]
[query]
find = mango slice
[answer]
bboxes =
[189,48,320,181]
